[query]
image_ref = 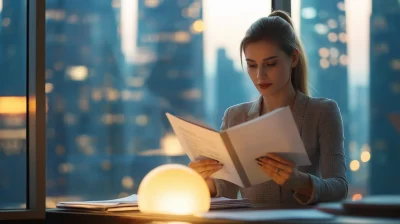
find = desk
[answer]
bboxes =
[46,204,400,224]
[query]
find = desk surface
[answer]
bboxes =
[46,203,400,224]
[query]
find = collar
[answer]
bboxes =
[247,90,309,120]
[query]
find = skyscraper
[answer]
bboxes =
[45,0,134,199]
[369,0,400,194]
[136,0,205,131]
[300,0,350,179]
[215,48,250,128]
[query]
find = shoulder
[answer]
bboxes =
[225,101,254,116]
[306,96,343,132]
[307,96,341,115]
[221,100,255,129]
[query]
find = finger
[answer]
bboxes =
[259,161,288,182]
[195,164,223,174]
[264,163,291,178]
[264,163,290,182]
[259,162,279,179]
[259,157,290,172]
[265,153,295,167]
[262,164,288,184]
[266,165,292,186]
[263,163,279,179]
[264,163,291,176]
[190,159,219,167]
[200,166,223,179]
[258,162,273,177]
[200,170,215,179]
[190,159,220,168]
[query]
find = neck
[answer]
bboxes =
[261,85,296,114]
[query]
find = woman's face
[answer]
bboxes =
[244,40,298,97]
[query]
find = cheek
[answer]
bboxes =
[247,69,258,82]
[270,65,291,83]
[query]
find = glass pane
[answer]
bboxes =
[0,0,28,209]
[293,0,400,199]
[45,0,270,205]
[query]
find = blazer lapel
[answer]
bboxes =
[247,95,263,121]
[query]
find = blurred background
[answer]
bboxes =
[0,0,399,208]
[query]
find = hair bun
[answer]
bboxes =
[269,10,294,28]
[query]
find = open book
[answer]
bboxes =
[166,106,311,188]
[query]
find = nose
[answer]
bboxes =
[257,66,267,79]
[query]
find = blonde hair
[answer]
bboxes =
[240,10,309,96]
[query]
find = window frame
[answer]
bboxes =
[0,0,46,220]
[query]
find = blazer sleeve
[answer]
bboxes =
[213,107,240,199]
[294,100,348,204]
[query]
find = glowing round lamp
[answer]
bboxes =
[137,164,210,215]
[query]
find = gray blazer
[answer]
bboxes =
[213,91,348,206]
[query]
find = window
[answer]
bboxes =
[293,0,400,199]
[43,0,270,205]
[0,0,45,220]
[0,0,28,210]
[2,0,396,215]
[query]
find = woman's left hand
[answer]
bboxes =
[256,153,309,191]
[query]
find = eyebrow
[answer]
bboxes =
[245,56,278,62]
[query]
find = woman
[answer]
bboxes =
[189,10,348,206]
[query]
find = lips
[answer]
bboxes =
[258,83,272,89]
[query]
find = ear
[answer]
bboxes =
[291,49,300,68]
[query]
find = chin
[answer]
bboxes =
[258,87,282,97]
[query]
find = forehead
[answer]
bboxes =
[244,40,281,59]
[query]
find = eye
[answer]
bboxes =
[266,62,277,67]
[247,64,257,68]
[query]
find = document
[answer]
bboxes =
[56,195,251,212]
[166,106,311,188]
[56,194,139,211]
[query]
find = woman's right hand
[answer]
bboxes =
[189,159,223,196]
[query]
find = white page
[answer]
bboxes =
[166,113,243,186]
[226,107,311,186]
[58,194,138,206]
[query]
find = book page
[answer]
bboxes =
[225,107,311,186]
[166,113,242,186]
[58,194,138,206]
